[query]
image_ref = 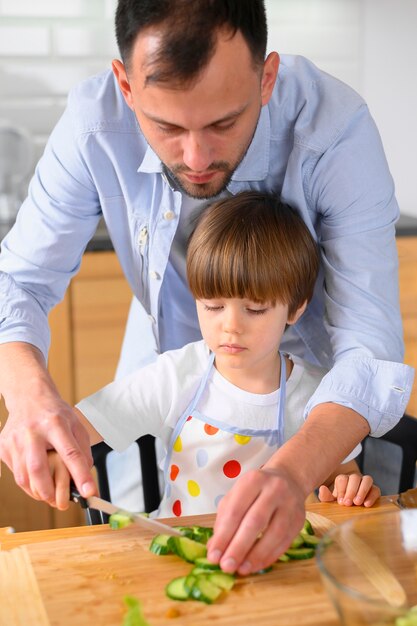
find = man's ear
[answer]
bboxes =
[112,59,134,110]
[287,300,308,325]
[261,52,279,106]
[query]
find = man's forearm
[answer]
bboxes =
[0,341,58,408]
[264,402,370,497]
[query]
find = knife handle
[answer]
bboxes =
[69,480,89,509]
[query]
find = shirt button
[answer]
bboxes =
[163,210,175,221]
[149,270,160,280]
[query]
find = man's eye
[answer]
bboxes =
[212,120,236,132]
[157,125,180,134]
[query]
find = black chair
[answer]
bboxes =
[88,435,161,525]
[357,413,417,494]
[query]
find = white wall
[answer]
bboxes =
[0,0,416,215]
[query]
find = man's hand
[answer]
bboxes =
[0,342,96,504]
[206,466,306,575]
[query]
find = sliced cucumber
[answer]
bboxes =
[109,511,134,530]
[173,526,195,539]
[170,536,207,563]
[207,572,235,591]
[191,526,214,544]
[285,547,315,560]
[149,534,173,555]
[189,576,223,604]
[190,567,211,576]
[165,576,190,601]
[276,553,291,563]
[184,574,197,594]
[300,531,321,548]
[193,557,221,570]
[302,518,314,535]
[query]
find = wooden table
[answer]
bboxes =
[0,498,399,626]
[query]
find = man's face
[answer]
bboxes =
[113,29,279,199]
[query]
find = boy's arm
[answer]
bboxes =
[73,408,103,447]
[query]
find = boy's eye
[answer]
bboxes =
[247,308,267,315]
[204,304,223,312]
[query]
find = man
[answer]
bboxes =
[0,0,413,575]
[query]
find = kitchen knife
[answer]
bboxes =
[70,483,183,536]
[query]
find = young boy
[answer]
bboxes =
[48,192,379,515]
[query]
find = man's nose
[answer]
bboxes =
[182,132,213,172]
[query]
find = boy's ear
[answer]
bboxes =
[287,300,308,325]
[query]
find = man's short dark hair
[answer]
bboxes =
[115,0,268,85]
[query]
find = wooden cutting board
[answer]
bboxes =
[0,502,397,626]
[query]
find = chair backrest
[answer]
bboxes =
[357,413,417,494]
[89,435,161,525]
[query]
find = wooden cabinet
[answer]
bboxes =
[0,251,132,531]
[397,237,417,417]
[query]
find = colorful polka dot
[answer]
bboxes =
[196,448,209,468]
[170,464,179,481]
[172,500,182,517]
[187,480,201,497]
[186,415,192,421]
[234,434,251,445]
[173,436,182,452]
[223,459,241,478]
[204,424,219,435]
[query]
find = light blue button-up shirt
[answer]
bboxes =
[0,55,413,436]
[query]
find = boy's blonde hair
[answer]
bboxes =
[186,191,319,317]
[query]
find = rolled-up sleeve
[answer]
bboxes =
[304,357,415,436]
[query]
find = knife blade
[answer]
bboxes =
[70,483,183,536]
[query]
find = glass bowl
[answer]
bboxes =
[316,509,417,626]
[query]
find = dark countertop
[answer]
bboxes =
[395,213,417,236]
[1,213,417,254]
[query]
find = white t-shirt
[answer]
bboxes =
[77,340,360,465]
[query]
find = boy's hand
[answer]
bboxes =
[318,473,381,507]
[47,450,72,510]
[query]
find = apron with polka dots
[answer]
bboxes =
[156,352,287,518]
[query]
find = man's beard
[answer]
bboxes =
[162,161,234,200]
[160,127,256,200]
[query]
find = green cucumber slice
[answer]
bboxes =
[300,531,320,548]
[165,576,190,601]
[109,511,134,530]
[302,518,314,535]
[149,534,173,555]
[193,557,221,570]
[189,576,223,604]
[285,547,315,560]
[170,536,207,563]
[207,572,235,591]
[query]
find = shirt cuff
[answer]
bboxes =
[0,272,50,358]
[304,357,415,437]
